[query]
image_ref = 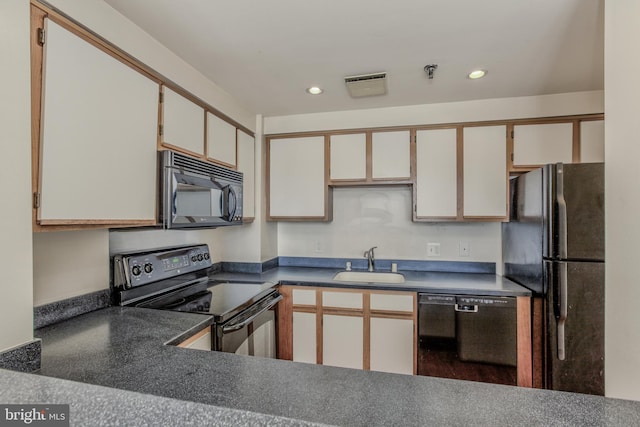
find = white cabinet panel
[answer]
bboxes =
[370,293,414,312]
[292,289,316,305]
[207,112,237,166]
[463,126,507,217]
[163,86,205,155]
[39,19,157,222]
[330,133,367,180]
[323,315,363,369]
[269,137,326,217]
[323,291,362,309]
[370,318,414,375]
[372,131,411,179]
[580,120,605,163]
[293,312,316,364]
[415,129,458,217]
[237,130,255,218]
[513,123,573,166]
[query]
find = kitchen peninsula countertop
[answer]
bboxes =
[28,306,640,426]
[210,266,532,297]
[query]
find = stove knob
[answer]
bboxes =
[204,301,210,309]
[197,254,204,261]
[143,263,153,274]
[131,265,142,276]
[191,255,197,262]
[196,305,204,311]
[203,253,210,260]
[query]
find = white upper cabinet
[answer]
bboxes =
[513,123,573,167]
[269,136,327,218]
[463,126,507,218]
[580,120,605,163]
[39,19,158,223]
[330,133,367,181]
[237,130,255,218]
[372,131,411,179]
[162,86,205,155]
[415,129,458,218]
[207,112,237,167]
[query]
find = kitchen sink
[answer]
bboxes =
[333,271,405,284]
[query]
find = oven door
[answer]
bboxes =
[215,292,282,357]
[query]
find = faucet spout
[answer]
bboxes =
[364,246,377,272]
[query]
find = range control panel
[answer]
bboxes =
[113,244,212,289]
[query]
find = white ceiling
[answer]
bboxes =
[103,0,604,118]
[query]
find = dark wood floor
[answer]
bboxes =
[418,338,517,386]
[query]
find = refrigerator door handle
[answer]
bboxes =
[556,163,568,259]
[557,262,568,361]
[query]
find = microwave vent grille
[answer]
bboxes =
[171,151,242,184]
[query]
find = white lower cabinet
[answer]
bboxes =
[370,317,414,375]
[293,312,316,364]
[323,314,363,369]
[286,286,415,374]
[178,327,212,351]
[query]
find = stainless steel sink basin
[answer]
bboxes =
[333,271,405,284]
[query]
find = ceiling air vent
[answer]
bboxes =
[344,72,387,98]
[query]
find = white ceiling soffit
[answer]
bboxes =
[103,0,604,117]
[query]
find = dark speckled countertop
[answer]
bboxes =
[210,266,532,296]
[28,306,640,426]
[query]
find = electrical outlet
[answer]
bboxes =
[427,243,440,257]
[459,241,470,257]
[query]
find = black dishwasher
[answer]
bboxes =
[418,293,517,384]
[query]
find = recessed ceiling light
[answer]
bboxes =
[306,86,323,95]
[468,70,487,79]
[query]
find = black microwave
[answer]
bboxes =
[159,150,243,229]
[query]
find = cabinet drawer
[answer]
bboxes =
[292,289,316,305]
[323,291,362,309]
[370,293,414,312]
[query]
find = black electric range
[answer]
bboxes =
[111,244,281,353]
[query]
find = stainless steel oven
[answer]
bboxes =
[112,244,281,358]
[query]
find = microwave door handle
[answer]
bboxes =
[228,187,237,220]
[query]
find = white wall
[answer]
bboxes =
[604,0,640,401]
[0,0,34,351]
[279,187,501,267]
[265,91,604,134]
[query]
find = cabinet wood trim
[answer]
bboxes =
[363,293,371,370]
[456,126,464,220]
[316,289,323,365]
[572,120,581,163]
[176,326,211,348]
[277,286,293,360]
[30,5,46,232]
[532,297,545,389]
[516,296,533,388]
[369,310,414,319]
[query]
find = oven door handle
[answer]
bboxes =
[222,294,283,333]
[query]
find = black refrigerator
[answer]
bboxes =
[502,162,604,395]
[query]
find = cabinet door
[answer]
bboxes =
[330,133,367,181]
[415,129,458,218]
[323,314,363,369]
[178,328,211,351]
[39,19,157,223]
[513,123,573,166]
[207,112,237,167]
[269,136,327,218]
[580,120,604,163]
[370,318,414,375]
[293,312,317,364]
[372,131,411,179]
[237,130,255,218]
[162,86,205,155]
[463,126,507,218]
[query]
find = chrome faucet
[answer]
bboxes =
[364,246,377,272]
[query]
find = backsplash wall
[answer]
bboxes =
[277,187,502,273]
